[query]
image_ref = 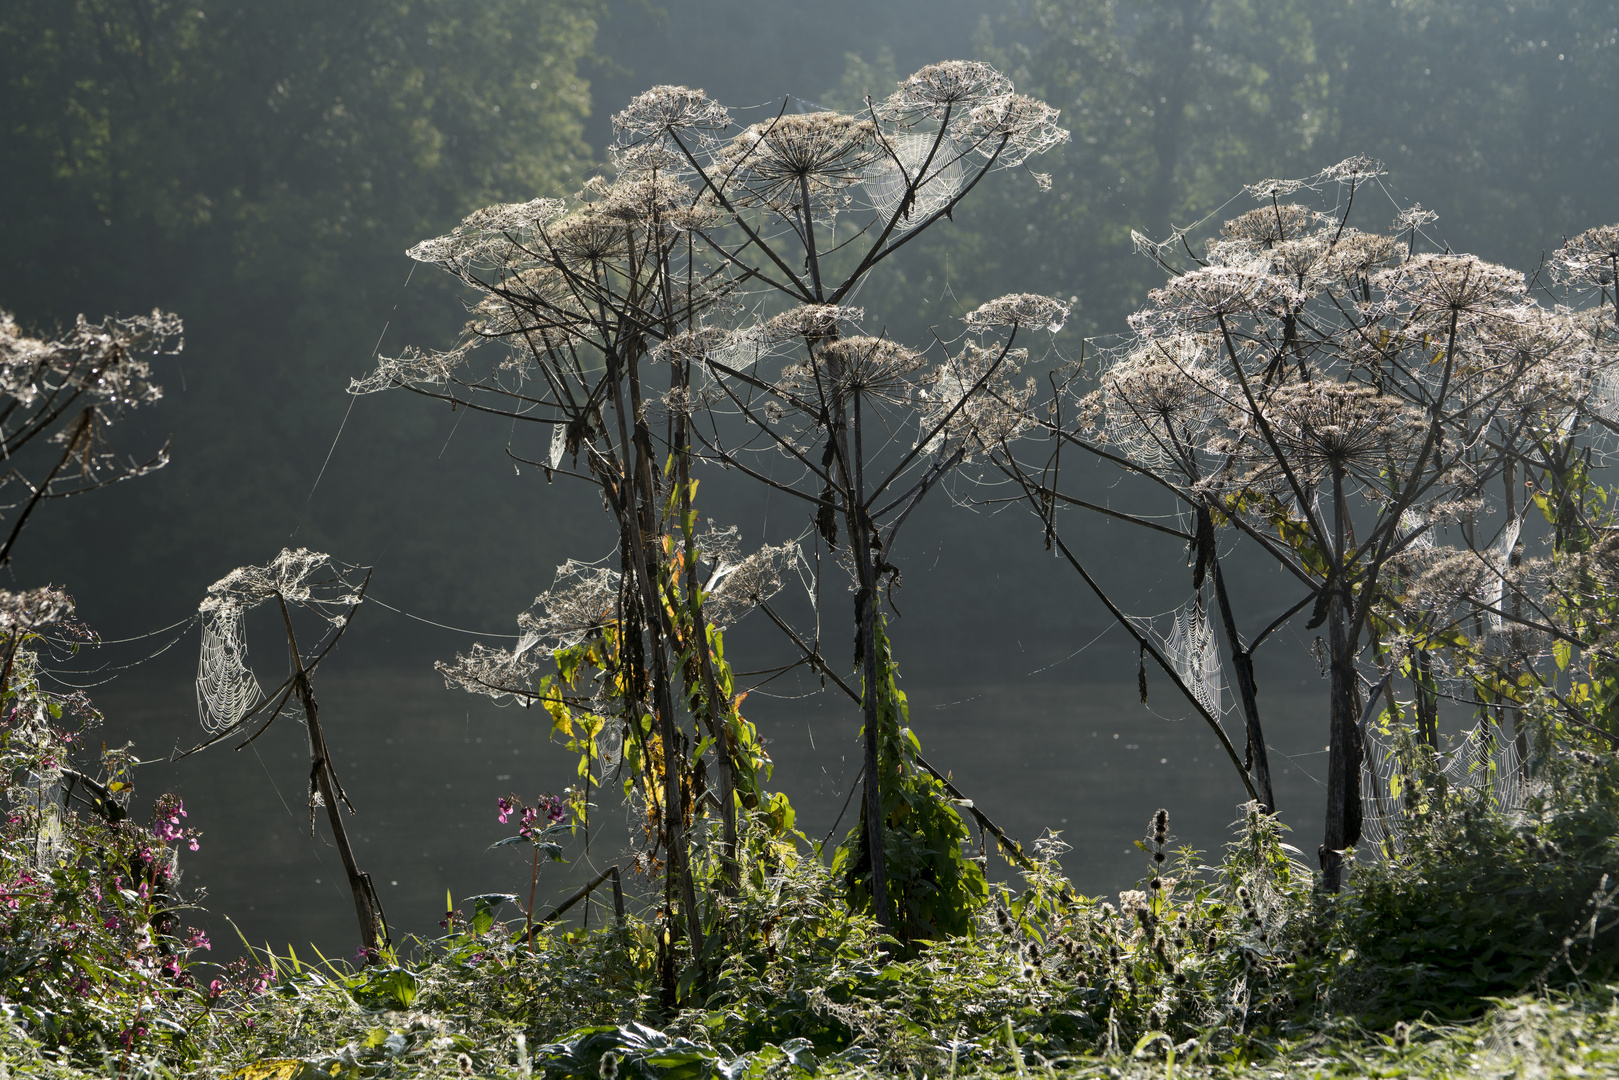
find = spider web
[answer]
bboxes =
[1162,597,1224,719]
[860,133,965,228]
[196,607,265,734]
[1360,719,1524,858]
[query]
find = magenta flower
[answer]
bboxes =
[497,796,515,824]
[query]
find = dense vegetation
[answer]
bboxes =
[3,4,1619,1078]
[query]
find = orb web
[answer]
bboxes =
[862,134,964,228]
[1164,599,1223,719]
[196,607,264,734]
[1360,720,1523,859]
[1592,367,1619,425]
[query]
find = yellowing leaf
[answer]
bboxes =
[226,1061,311,1080]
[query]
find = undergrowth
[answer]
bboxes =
[7,740,1618,1078]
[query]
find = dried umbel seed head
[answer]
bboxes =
[612,85,730,138]
[962,293,1070,333]
[405,198,568,271]
[1552,223,1619,288]
[1394,203,1439,233]
[546,213,626,266]
[1322,154,1386,185]
[1252,380,1422,481]
[1268,234,1332,284]
[1087,337,1232,477]
[704,541,799,628]
[588,172,717,232]
[762,304,865,343]
[654,325,743,365]
[1374,252,1526,317]
[1325,230,1399,280]
[1142,264,1275,328]
[920,340,1035,458]
[0,586,76,636]
[887,61,1014,118]
[792,335,927,403]
[1243,176,1308,200]
[963,94,1069,169]
[516,560,622,648]
[714,112,879,215]
[201,548,351,619]
[1220,204,1316,248]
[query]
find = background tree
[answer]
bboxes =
[0,0,601,633]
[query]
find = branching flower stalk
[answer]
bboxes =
[184,549,387,956]
[1017,162,1614,892]
[605,63,1066,945]
[0,310,180,566]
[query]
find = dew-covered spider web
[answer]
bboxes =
[1161,597,1224,719]
[861,133,965,228]
[1360,718,1524,858]
[196,606,264,733]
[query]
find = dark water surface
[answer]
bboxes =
[88,664,1333,961]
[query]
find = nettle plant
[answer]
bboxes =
[357,60,1068,973]
[997,159,1619,890]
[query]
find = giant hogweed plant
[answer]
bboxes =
[0,310,243,1067]
[359,60,1070,964]
[995,160,1619,891]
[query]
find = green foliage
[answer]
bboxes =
[836,621,987,948]
[0,637,219,1065]
[1312,743,1619,1024]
